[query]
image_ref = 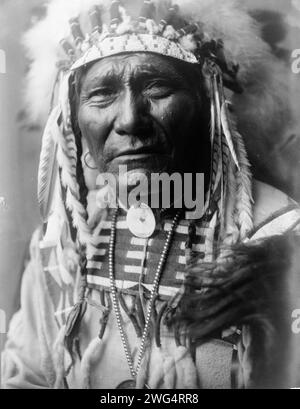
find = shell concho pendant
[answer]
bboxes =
[116,379,136,389]
[116,379,150,389]
[126,203,156,238]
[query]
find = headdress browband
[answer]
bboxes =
[57,0,240,92]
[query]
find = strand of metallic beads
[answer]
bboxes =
[109,207,181,380]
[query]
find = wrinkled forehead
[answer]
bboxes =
[76,52,201,92]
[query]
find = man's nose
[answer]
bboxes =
[114,89,150,136]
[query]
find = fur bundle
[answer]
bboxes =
[173,233,300,388]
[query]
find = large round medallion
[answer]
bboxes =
[115,379,136,389]
[126,203,156,238]
[115,379,150,389]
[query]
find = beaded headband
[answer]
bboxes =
[58,0,239,91]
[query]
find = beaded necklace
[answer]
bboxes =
[109,207,182,389]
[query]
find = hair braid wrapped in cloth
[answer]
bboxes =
[40,74,94,377]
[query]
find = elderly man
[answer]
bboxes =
[2,0,300,389]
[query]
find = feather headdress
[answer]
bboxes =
[23,0,287,127]
[23,0,273,359]
[23,0,269,224]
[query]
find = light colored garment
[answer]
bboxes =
[2,181,300,389]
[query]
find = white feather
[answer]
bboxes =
[37,106,60,222]
[221,101,240,170]
[179,34,197,52]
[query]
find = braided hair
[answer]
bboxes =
[69,72,89,213]
[60,72,90,357]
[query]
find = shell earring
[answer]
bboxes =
[83,151,98,170]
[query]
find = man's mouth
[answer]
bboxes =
[111,146,166,162]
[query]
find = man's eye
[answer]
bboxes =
[88,88,116,103]
[144,81,174,99]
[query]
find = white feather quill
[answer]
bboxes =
[37,106,61,222]
[221,101,240,170]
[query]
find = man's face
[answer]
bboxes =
[77,53,210,179]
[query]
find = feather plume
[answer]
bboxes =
[218,98,253,239]
[212,73,227,228]
[206,75,221,211]
[234,129,253,239]
[37,106,60,222]
[223,157,240,246]
[201,75,216,216]
[146,18,159,35]
[221,101,240,170]
[213,74,221,137]
[116,6,133,35]
[179,34,197,52]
